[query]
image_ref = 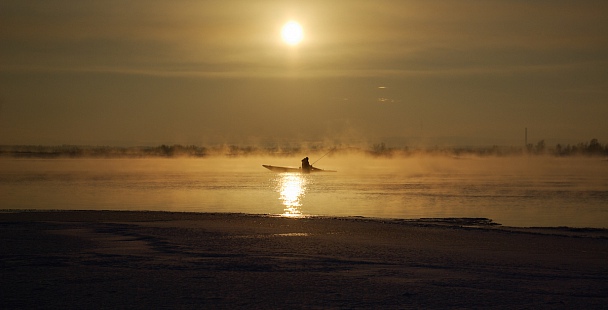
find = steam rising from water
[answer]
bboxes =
[0,154,606,228]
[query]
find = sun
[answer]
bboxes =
[281,21,304,46]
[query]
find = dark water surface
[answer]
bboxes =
[1,156,606,228]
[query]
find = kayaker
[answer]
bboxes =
[301,157,311,172]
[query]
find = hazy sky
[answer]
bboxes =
[1,0,607,147]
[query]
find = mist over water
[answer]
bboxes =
[1,155,606,228]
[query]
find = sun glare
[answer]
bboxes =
[276,173,307,217]
[281,21,304,46]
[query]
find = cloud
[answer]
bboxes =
[1,0,607,78]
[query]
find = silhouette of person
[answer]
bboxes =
[301,157,311,173]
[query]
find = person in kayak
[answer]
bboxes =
[301,157,312,172]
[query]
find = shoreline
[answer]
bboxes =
[2,210,607,308]
[2,209,608,234]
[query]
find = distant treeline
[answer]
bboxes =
[368,139,608,157]
[1,139,606,158]
[0,145,207,158]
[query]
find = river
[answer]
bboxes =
[1,155,606,228]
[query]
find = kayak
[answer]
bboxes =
[262,165,337,173]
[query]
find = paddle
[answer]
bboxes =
[312,148,335,166]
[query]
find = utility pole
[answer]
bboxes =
[525,127,528,151]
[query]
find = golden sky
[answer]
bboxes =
[1,0,607,146]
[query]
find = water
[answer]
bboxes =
[1,156,607,228]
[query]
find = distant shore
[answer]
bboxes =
[1,139,607,158]
[2,210,607,309]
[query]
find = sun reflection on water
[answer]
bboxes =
[275,173,308,217]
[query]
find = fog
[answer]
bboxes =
[1,148,606,182]
[1,152,606,228]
